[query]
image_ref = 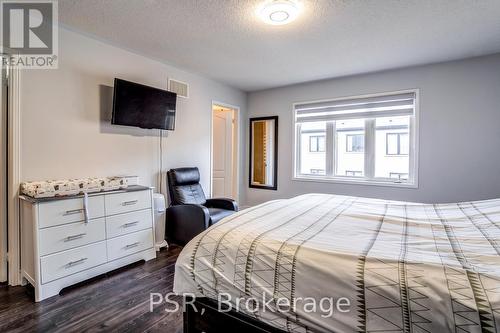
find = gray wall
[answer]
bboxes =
[20,28,247,203]
[246,54,500,206]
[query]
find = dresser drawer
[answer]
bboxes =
[105,190,151,216]
[106,209,152,239]
[107,229,153,261]
[40,241,107,284]
[39,218,106,256]
[38,196,105,228]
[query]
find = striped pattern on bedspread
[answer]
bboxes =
[174,193,500,333]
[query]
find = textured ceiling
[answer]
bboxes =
[59,0,500,91]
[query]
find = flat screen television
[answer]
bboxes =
[112,78,177,130]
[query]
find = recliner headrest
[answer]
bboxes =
[168,167,200,186]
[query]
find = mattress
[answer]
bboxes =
[174,193,500,333]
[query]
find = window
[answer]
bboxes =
[336,119,365,177]
[375,117,411,179]
[294,91,418,186]
[386,133,409,155]
[297,122,327,176]
[309,135,325,152]
[346,134,364,152]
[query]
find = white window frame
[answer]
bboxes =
[292,89,419,188]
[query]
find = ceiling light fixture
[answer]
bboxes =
[258,0,301,26]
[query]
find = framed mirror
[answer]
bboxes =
[249,116,278,190]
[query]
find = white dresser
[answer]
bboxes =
[20,186,156,301]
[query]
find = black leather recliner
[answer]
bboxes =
[165,167,238,245]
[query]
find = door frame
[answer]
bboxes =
[210,101,240,201]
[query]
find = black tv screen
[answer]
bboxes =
[112,78,177,130]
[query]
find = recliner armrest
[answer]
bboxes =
[205,198,238,211]
[166,204,210,245]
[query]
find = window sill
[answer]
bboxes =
[292,176,418,189]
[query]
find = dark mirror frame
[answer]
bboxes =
[249,116,278,190]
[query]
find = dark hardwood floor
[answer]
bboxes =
[0,245,184,333]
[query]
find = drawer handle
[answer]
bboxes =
[63,209,84,216]
[66,258,88,268]
[122,200,138,206]
[64,233,86,242]
[124,242,140,249]
[123,221,139,228]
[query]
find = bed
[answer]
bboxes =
[174,193,500,333]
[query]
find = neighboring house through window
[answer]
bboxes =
[294,90,418,186]
[345,170,363,177]
[346,134,364,152]
[389,172,409,181]
[386,133,409,155]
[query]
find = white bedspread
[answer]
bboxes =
[174,193,500,333]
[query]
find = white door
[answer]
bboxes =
[0,64,7,282]
[212,109,234,198]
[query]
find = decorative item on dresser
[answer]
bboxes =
[19,185,156,302]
